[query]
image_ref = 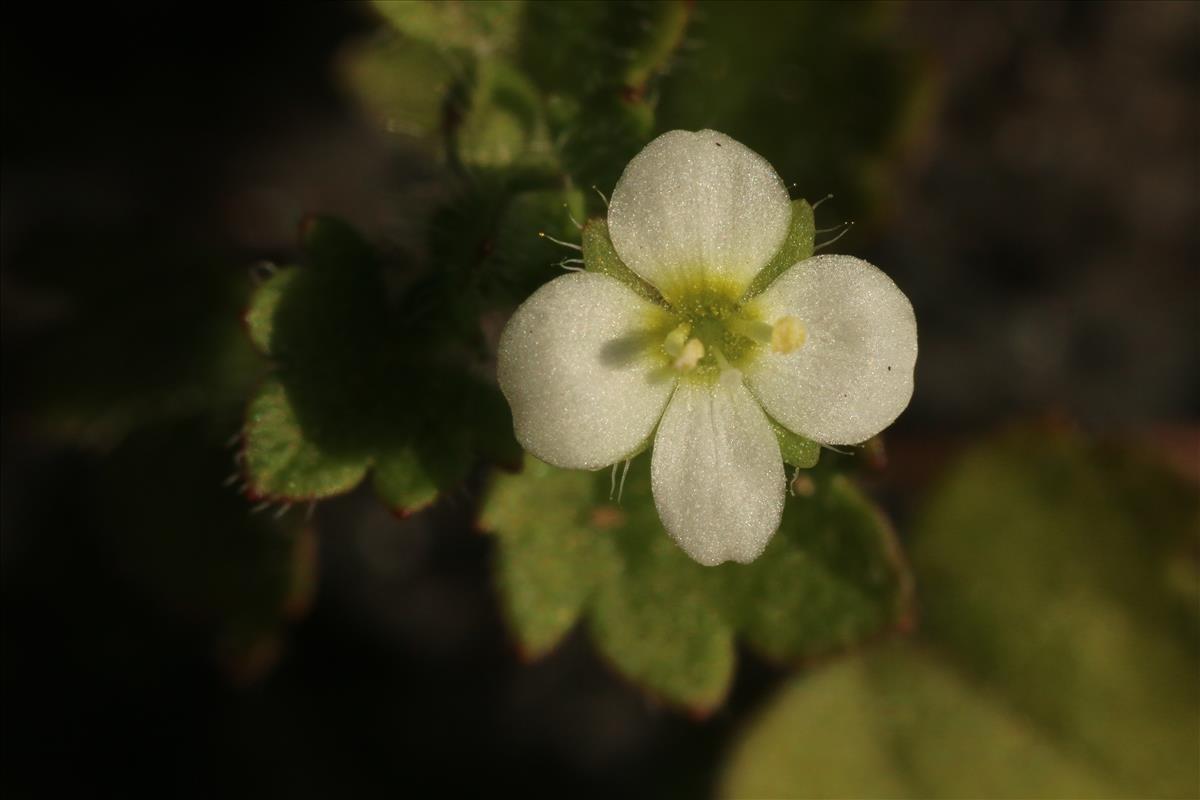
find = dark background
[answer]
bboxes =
[3,3,1196,797]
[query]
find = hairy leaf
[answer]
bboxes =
[481,454,911,712]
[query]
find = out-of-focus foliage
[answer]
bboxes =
[481,455,913,714]
[721,431,1200,798]
[657,1,932,225]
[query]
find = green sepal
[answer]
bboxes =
[745,198,815,297]
[767,414,821,468]
[581,217,661,301]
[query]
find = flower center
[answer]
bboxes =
[655,284,808,379]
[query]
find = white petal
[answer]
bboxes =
[607,130,792,300]
[651,373,785,566]
[746,255,917,446]
[497,272,676,470]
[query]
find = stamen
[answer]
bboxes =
[662,323,691,358]
[728,318,774,344]
[673,337,705,371]
[771,316,807,354]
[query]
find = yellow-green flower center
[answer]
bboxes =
[642,279,807,382]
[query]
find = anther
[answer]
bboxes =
[673,337,705,371]
[771,316,807,354]
[662,323,691,358]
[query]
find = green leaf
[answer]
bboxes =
[581,217,661,302]
[745,198,815,297]
[515,1,691,200]
[456,60,554,171]
[244,377,371,501]
[590,457,737,712]
[722,432,1200,798]
[479,186,586,307]
[480,453,912,712]
[548,92,656,208]
[339,28,456,143]
[720,645,1116,800]
[244,267,300,356]
[240,217,517,511]
[371,0,522,59]
[517,1,689,97]
[767,413,820,469]
[481,458,620,660]
[912,431,1200,797]
[373,445,452,518]
[720,474,910,662]
[591,563,735,714]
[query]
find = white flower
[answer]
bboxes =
[497,130,917,566]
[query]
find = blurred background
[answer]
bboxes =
[3,2,1197,798]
